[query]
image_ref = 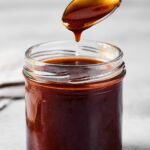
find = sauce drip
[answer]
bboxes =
[62,0,121,42]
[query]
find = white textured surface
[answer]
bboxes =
[0,0,150,149]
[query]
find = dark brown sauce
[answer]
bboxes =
[62,0,121,42]
[44,57,102,65]
[25,57,123,150]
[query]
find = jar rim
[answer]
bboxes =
[25,40,123,67]
[24,40,125,84]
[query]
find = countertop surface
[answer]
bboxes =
[0,0,150,149]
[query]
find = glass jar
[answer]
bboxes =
[23,40,126,150]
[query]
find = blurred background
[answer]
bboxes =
[0,0,150,149]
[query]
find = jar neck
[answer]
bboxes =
[23,40,126,84]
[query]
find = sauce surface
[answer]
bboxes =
[44,57,102,65]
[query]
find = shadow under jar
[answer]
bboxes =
[23,40,126,150]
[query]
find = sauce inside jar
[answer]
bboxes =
[25,57,123,150]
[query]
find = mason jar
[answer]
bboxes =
[23,40,126,150]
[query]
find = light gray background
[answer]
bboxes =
[0,0,150,149]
